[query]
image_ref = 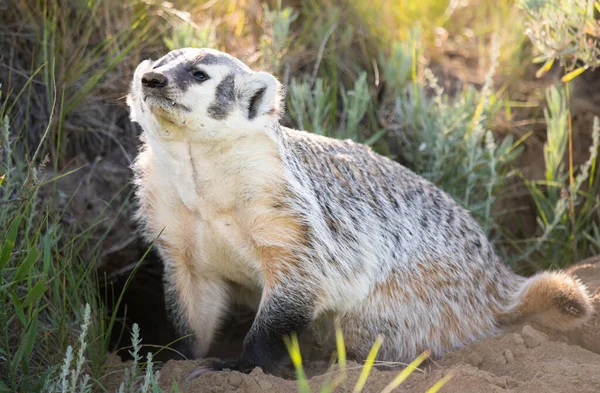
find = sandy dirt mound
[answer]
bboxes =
[157,257,600,393]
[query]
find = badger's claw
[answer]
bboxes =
[185,358,253,382]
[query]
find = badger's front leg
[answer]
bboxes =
[162,258,231,360]
[186,280,315,379]
[240,283,315,372]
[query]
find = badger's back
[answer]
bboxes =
[277,127,505,281]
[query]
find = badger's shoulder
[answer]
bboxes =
[277,126,437,198]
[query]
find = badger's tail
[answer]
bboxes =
[502,271,594,330]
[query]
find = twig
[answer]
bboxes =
[310,22,338,88]
[197,0,220,11]
[283,62,291,91]
[85,128,133,165]
[0,63,45,86]
[0,198,27,205]
[22,60,57,191]
[564,66,577,262]
[371,57,380,88]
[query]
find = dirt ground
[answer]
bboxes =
[146,256,600,393]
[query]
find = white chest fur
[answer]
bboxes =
[140,132,285,288]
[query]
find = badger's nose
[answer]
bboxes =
[141,72,168,88]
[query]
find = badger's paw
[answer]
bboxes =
[185,358,254,382]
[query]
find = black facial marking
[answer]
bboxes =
[169,65,195,92]
[194,53,247,73]
[170,64,213,92]
[207,73,236,120]
[248,87,266,120]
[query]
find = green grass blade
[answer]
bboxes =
[169,380,181,392]
[284,334,310,393]
[320,326,349,393]
[0,215,22,272]
[335,324,347,371]
[21,279,47,309]
[14,247,40,282]
[379,350,431,393]
[42,230,52,275]
[0,379,10,392]
[561,66,588,82]
[22,314,39,365]
[425,372,454,393]
[352,335,384,393]
[364,129,388,146]
[535,58,555,78]
[9,290,26,324]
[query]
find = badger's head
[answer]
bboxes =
[127,48,284,141]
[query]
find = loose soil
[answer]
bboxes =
[145,256,600,393]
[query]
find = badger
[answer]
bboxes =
[127,48,593,379]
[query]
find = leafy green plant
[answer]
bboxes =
[542,86,570,183]
[0,114,103,391]
[0,75,147,391]
[386,35,523,240]
[378,39,417,97]
[260,0,299,72]
[43,305,92,393]
[514,0,600,268]
[0,214,46,392]
[518,0,600,81]
[43,317,177,393]
[115,323,175,393]
[287,72,385,145]
[340,72,375,142]
[516,94,600,268]
[287,78,332,135]
[164,21,217,51]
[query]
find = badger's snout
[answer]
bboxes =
[142,72,168,89]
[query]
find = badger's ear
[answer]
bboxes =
[238,71,284,121]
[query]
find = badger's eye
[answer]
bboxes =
[192,70,209,82]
